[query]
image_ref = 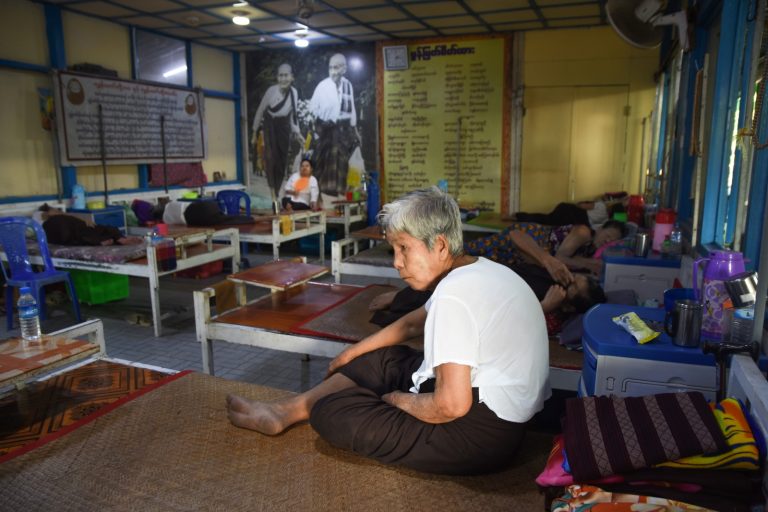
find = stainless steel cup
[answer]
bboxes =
[724,271,758,308]
[634,232,650,257]
[664,299,703,347]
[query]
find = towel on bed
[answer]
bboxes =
[563,392,729,481]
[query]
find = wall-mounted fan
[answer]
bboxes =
[607,0,690,51]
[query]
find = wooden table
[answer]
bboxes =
[195,261,353,374]
[0,319,105,395]
[227,259,329,306]
[350,224,386,243]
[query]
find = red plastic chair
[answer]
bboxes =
[0,216,82,330]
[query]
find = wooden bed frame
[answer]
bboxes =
[8,227,241,337]
[193,261,582,391]
[233,210,326,262]
[331,237,400,283]
[326,200,366,237]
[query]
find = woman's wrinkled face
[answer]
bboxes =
[593,226,622,248]
[387,230,442,291]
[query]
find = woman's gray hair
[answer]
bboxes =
[377,186,464,256]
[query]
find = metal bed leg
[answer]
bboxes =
[147,244,163,337]
[194,288,215,375]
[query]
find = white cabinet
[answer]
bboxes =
[602,252,681,303]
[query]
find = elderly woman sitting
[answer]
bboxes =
[226,187,551,475]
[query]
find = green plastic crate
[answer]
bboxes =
[69,269,129,305]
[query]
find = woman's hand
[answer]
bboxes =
[540,284,566,314]
[326,348,356,378]
[542,254,573,286]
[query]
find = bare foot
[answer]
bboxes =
[117,236,144,245]
[226,394,290,435]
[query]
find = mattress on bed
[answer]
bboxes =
[344,242,394,267]
[27,241,148,264]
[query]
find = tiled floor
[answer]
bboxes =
[1,240,404,394]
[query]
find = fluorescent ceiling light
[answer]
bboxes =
[294,26,309,47]
[233,1,249,6]
[232,15,250,25]
[162,65,187,78]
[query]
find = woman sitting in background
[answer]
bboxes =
[281,158,320,212]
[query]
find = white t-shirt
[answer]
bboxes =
[309,77,356,125]
[162,201,190,225]
[284,172,319,206]
[587,200,609,229]
[410,257,551,423]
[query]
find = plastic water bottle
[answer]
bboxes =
[18,287,41,341]
[668,224,683,255]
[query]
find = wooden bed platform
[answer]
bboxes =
[326,199,366,237]
[4,227,241,337]
[230,210,326,262]
[194,261,583,390]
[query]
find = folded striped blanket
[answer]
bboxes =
[563,392,729,481]
[657,398,761,470]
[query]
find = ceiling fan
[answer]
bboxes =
[607,0,690,52]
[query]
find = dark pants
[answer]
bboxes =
[183,201,254,226]
[281,197,310,211]
[312,119,359,197]
[43,215,122,246]
[310,346,526,475]
[515,202,589,227]
[263,114,292,198]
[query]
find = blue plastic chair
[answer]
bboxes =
[216,190,252,264]
[0,216,82,330]
[216,190,251,217]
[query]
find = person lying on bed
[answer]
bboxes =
[464,219,626,277]
[152,198,255,226]
[226,186,551,475]
[36,204,142,246]
[368,263,606,329]
[509,195,629,229]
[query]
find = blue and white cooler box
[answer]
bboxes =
[579,303,718,400]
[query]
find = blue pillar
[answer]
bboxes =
[44,3,77,199]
